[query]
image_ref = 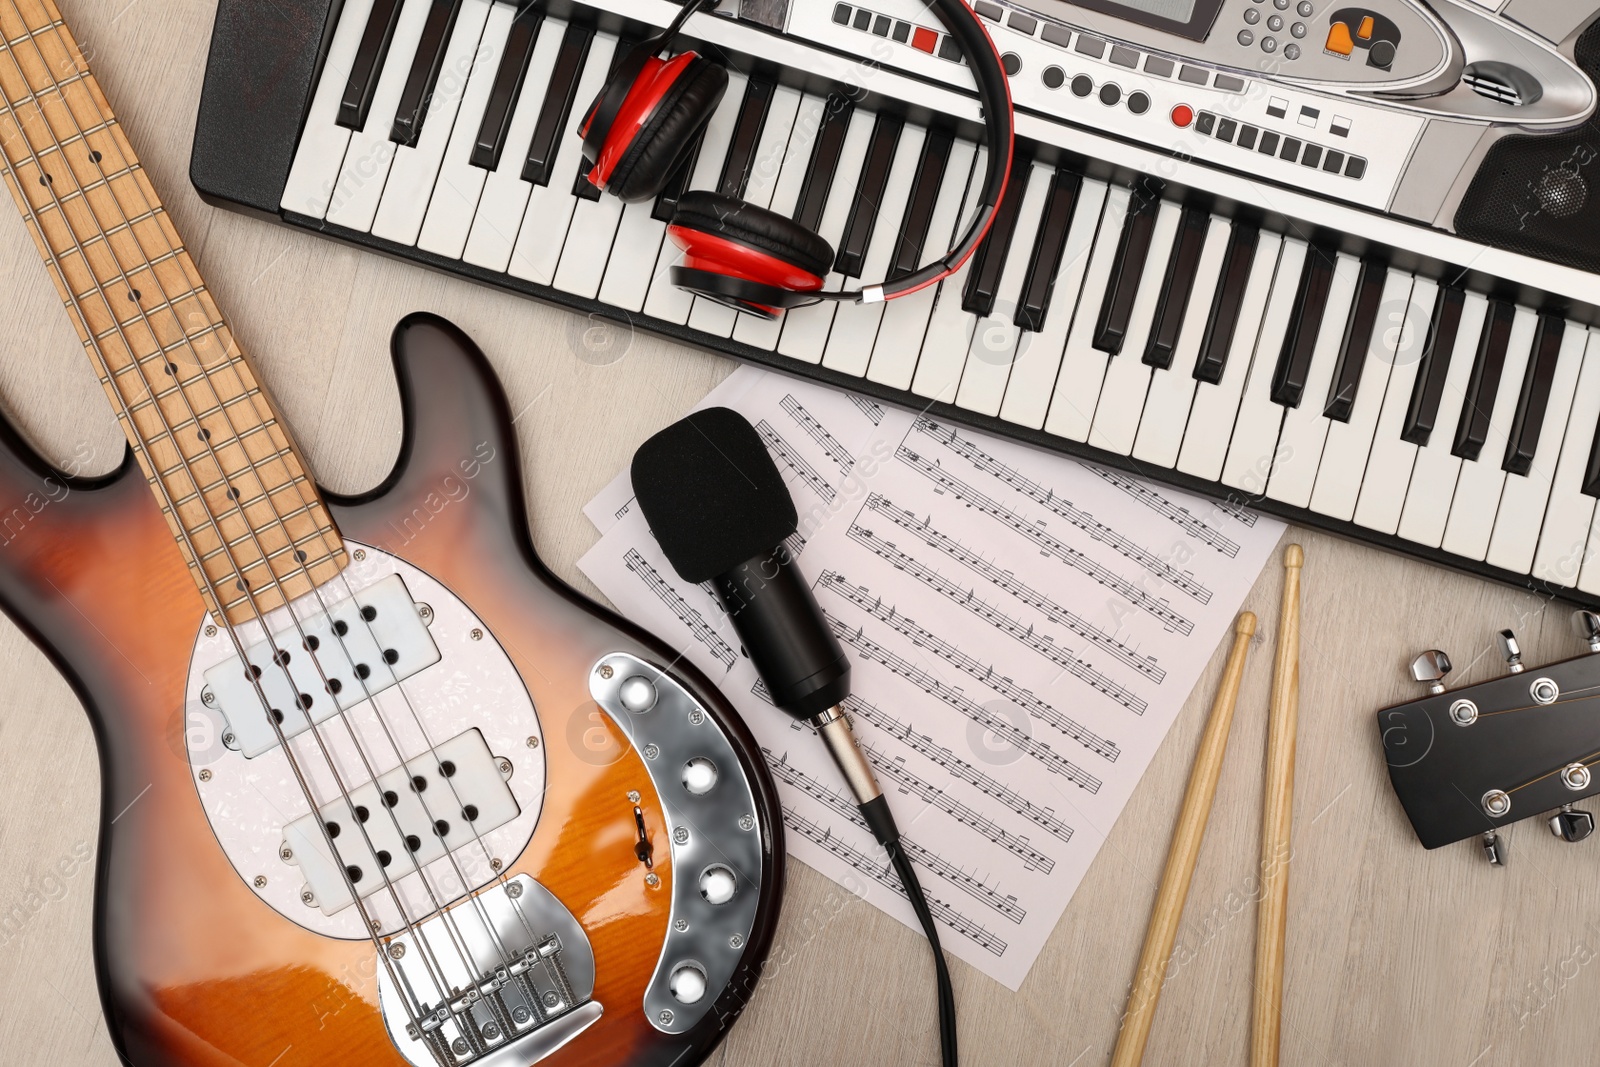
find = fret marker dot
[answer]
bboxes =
[235,578,247,591]
[38,173,50,186]
[227,486,240,500]
[164,362,177,376]
[128,289,140,303]
[295,549,308,562]
[89,150,101,163]
[198,428,211,441]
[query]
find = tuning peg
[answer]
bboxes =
[1498,630,1525,674]
[1409,650,1452,694]
[1549,805,1595,843]
[1481,830,1507,866]
[1574,610,1600,653]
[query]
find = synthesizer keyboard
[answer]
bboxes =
[193,0,1600,606]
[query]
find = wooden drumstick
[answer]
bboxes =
[1111,611,1258,1067]
[1251,544,1304,1067]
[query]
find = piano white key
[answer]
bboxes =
[506,34,620,286]
[1396,292,1490,548]
[1266,252,1361,507]
[776,107,878,364]
[998,178,1110,430]
[908,150,994,403]
[1085,200,1185,454]
[1218,237,1308,493]
[281,0,375,218]
[1352,278,1439,533]
[1487,320,1588,573]
[1308,270,1417,521]
[1177,231,1284,481]
[373,0,495,246]
[1040,184,1133,442]
[462,17,567,272]
[686,86,804,337]
[325,0,436,232]
[1131,215,1230,467]
[417,0,516,258]
[1537,331,1600,588]
[821,124,927,376]
[1440,304,1538,561]
[732,93,831,350]
[595,201,666,312]
[642,71,750,325]
[955,160,1057,416]
[862,140,978,391]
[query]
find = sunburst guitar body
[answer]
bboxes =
[0,3,782,1066]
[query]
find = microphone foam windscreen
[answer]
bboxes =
[631,407,799,584]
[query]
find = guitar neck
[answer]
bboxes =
[0,0,345,624]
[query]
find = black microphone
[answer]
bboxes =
[631,407,958,1067]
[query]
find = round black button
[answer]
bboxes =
[1042,65,1064,89]
[1070,74,1094,97]
[1001,51,1021,76]
[1127,90,1150,115]
[1098,82,1122,106]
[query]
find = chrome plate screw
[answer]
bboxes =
[645,872,661,888]
[279,844,294,861]
[198,769,212,782]
[688,709,704,725]
[729,933,744,949]
[353,549,366,562]
[512,1005,532,1025]
[1531,677,1561,705]
[674,918,688,932]
[627,790,641,804]
[526,735,539,748]
[643,743,660,760]
[470,628,483,641]
[300,889,316,906]
[658,1009,674,1026]
[389,942,406,959]
[542,991,561,1009]
[1483,789,1512,817]
[506,880,523,898]
[1563,763,1592,791]
[1449,699,1478,726]
[253,875,267,889]
[598,664,614,679]
[673,826,689,845]
[738,815,755,831]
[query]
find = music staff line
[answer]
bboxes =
[848,523,1148,715]
[916,420,1213,605]
[780,394,855,475]
[849,394,885,425]
[845,696,1076,845]
[756,420,835,502]
[1082,465,1241,558]
[782,808,1008,957]
[866,494,1164,683]
[766,749,1026,925]
[898,446,1194,636]
[623,549,736,669]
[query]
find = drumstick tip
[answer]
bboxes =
[1236,611,1257,637]
[1284,544,1304,570]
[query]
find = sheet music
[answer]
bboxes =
[577,367,1283,989]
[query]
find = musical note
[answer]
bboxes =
[1081,464,1243,557]
[755,420,834,502]
[781,394,855,475]
[898,445,1194,636]
[915,419,1214,604]
[781,808,1010,957]
[849,394,885,425]
[865,494,1163,682]
[848,524,1148,715]
[623,549,736,669]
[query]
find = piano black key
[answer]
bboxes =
[834,113,904,278]
[718,79,775,199]
[1093,179,1163,354]
[651,135,703,222]
[339,0,406,131]
[961,152,1031,317]
[470,1,543,170]
[1142,205,1209,368]
[1503,313,1567,476]
[1322,257,1386,422]
[1014,164,1082,332]
[1400,285,1464,446]
[574,36,643,201]
[520,23,593,186]
[1193,221,1259,384]
[794,95,855,233]
[391,0,464,147]
[889,130,952,281]
[1452,299,1517,462]
[1270,242,1336,407]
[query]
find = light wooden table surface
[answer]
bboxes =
[1,3,1596,1066]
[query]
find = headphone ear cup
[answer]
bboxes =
[605,57,727,202]
[667,191,837,316]
[671,191,836,278]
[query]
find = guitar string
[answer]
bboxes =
[2,13,523,1016]
[19,11,551,981]
[0,8,480,1036]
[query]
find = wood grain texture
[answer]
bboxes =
[7,4,1600,1066]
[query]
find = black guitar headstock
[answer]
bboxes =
[1380,612,1600,866]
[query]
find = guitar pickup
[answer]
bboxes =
[203,574,441,758]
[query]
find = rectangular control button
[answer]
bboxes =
[1179,64,1208,85]
[1259,131,1281,155]
[1345,155,1367,179]
[1075,34,1107,58]
[1144,55,1174,77]
[1110,44,1138,67]
[1008,11,1038,33]
[1043,23,1073,47]
[1216,118,1237,143]
[974,0,1002,19]
[1237,125,1259,150]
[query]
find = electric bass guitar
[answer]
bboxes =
[0,3,781,1065]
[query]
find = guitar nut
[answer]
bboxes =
[1562,763,1592,791]
[1482,789,1512,818]
[1449,699,1478,726]
[1531,677,1560,705]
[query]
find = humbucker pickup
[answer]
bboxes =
[203,574,441,758]
[284,728,521,915]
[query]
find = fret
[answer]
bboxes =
[0,0,347,624]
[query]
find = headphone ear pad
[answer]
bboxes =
[606,57,728,202]
[671,191,836,278]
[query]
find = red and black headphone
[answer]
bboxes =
[578,0,1015,319]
